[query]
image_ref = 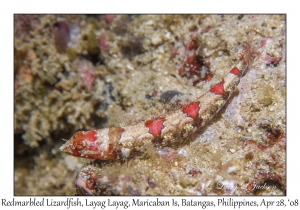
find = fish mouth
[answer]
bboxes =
[59,141,73,155]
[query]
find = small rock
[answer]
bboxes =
[64,156,79,171]
[216,175,224,181]
[229,149,235,153]
[227,166,238,174]
[151,34,163,46]
[26,49,36,62]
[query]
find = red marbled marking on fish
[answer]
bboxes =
[85,130,98,142]
[71,130,97,144]
[145,117,165,137]
[183,102,200,120]
[210,78,225,95]
[230,67,241,76]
